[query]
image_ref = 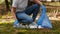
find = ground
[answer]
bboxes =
[0,20,60,34]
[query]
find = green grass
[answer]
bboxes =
[0,20,60,34]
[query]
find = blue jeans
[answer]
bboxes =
[14,4,40,25]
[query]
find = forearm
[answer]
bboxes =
[33,0,42,5]
[11,7,16,19]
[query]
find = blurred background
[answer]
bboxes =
[0,0,60,34]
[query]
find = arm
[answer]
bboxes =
[11,0,18,19]
[11,7,16,19]
[33,0,42,5]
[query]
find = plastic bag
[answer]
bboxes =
[37,5,46,25]
[37,5,52,28]
[41,14,52,28]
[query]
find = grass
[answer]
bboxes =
[0,20,60,34]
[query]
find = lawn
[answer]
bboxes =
[0,20,60,34]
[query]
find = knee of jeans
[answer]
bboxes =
[35,4,40,8]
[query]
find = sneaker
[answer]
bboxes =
[13,23,20,28]
[38,25,43,29]
[25,25,30,28]
[13,23,26,28]
[29,22,37,29]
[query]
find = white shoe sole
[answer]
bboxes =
[29,26,37,29]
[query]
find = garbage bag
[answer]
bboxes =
[41,14,52,28]
[37,5,52,28]
[37,5,46,25]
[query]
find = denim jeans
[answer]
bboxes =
[14,4,40,25]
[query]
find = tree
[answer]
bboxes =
[5,0,10,11]
[5,0,12,11]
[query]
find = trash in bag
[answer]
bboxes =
[37,5,52,28]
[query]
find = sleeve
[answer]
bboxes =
[12,0,18,7]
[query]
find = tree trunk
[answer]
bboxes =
[5,0,10,11]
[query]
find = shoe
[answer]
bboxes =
[13,23,20,28]
[25,25,30,28]
[29,22,37,29]
[38,25,43,29]
[13,23,26,28]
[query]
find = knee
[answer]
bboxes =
[32,4,40,9]
[34,4,40,8]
